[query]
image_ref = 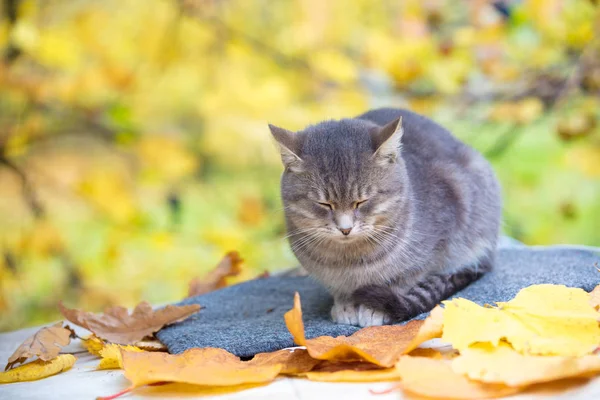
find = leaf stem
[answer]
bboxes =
[96,386,134,400]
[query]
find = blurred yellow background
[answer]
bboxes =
[0,0,599,331]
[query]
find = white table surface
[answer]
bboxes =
[1,324,600,400]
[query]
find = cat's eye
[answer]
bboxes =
[317,202,333,210]
[354,199,368,209]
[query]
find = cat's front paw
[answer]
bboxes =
[331,302,391,327]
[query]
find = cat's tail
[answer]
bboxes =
[351,266,488,322]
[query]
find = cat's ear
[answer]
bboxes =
[269,124,304,172]
[371,117,403,165]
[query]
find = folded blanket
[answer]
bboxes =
[156,246,600,358]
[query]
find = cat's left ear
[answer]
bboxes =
[269,124,304,173]
[371,117,404,165]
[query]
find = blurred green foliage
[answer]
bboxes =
[0,0,599,331]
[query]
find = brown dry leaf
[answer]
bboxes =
[404,305,444,353]
[453,342,600,387]
[248,349,319,375]
[395,356,521,399]
[590,284,600,311]
[284,292,424,367]
[133,338,168,352]
[0,354,76,383]
[5,322,75,370]
[59,301,201,344]
[407,347,446,359]
[188,251,243,297]
[305,361,399,382]
[121,347,282,388]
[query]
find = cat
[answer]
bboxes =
[269,108,501,327]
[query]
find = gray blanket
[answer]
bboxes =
[157,245,600,358]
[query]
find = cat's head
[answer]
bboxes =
[269,117,408,245]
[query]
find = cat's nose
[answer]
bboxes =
[339,227,352,236]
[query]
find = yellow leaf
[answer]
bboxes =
[394,356,521,399]
[0,354,76,383]
[453,342,600,387]
[82,335,105,357]
[98,344,143,370]
[442,285,600,356]
[284,292,424,367]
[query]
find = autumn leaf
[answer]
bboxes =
[452,342,600,387]
[121,348,282,388]
[392,356,521,399]
[0,354,76,384]
[59,301,201,344]
[284,292,424,367]
[404,305,444,353]
[133,338,168,352]
[590,284,600,311]
[305,361,400,382]
[248,349,319,375]
[442,285,600,356]
[187,252,243,298]
[82,334,105,356]
[98,344,143,370]
[5,322,75,370]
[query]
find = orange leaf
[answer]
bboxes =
[121,348,282,388]
[5,322,75,370]
[284,292,424,367]
[59,301,201,344]
[394,356,521,399]
[248,349,319,375]
[188,252,243,298]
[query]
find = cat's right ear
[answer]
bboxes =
[269,124,304,173]
[371,117,403,165]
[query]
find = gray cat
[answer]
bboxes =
[269,108,501,327]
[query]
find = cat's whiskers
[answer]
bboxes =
[291,230,331,254]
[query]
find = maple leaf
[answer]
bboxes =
[5,322,75,370]
[59,301,201,344]
[0,354,76,383]
[284,292,424,367]
[453,341,600,387]
[187,251,243,298]
[391,356,521,399]
[248,348,319,375]
[121,347,282,388]
[442,285,600,356]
